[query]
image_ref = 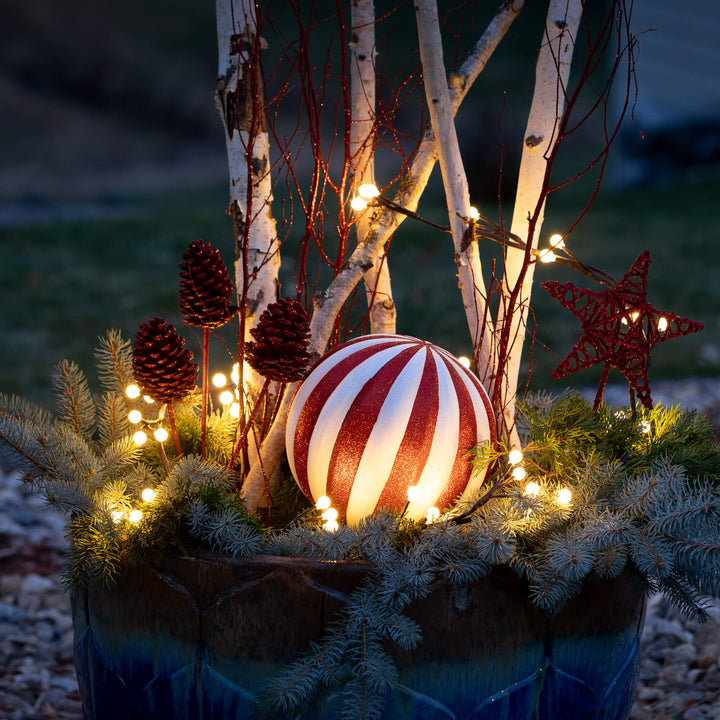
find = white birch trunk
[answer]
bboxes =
[216,0,280,361]
[240,0,523,512]
[498,0,582,441]
[216,0,281,490]
[414,0,494,383]
[350,0,397,335]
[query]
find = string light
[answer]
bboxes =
[524,481,541,498]
[640,420,651,434]
[425,507,440,523]
[358,183,380,199]
[212,372,227,388]
[154,428,169,443]
[538,248,557,264]
[406,486,420,503]
[141,488,156,503]
[549,233,565,249]
[323,519,339,532]
[128,509,143,524]
[351,196,368,211]
[457,356,471,369]
[231,363,240,385]
[316,496,331,511]
[469,206,480,220]
[512,466,527,481]
[229,403,240,418]
[132,430,148,446]
[125,384,140,399]
[219,390,234,406]
[128,410,142,424]
[322,507,339,523]
[557,488,572,506]
[110,510,123,524]
[657,316,668,332]
[508,449,524,466]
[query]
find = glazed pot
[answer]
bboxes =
[71,553,645,720]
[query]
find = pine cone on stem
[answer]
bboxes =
[228,299,311,472]
[245,298,311,383]
[178,239,237,329]
[132,317,198,457]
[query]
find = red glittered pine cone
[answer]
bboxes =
[178,239,237,328]
[132,318,199,404]
[245,298,311,383]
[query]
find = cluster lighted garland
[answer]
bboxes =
[350,183,617,287]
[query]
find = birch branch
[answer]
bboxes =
[240,0,523,512]
[496,0,582,441]
[414,0,494,383]
[350,0,397,335]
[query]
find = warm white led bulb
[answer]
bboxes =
[406,485,420,502]
[539,249,557,263]
[125,384,141,399]
[508,449,524,466]
[549,233,565,249]
[128,410,142,424]
[316,495,331,511]
[154,427,169,443]
[468,206,480,220]
[358,183,380,199]
[111,510,124,524]
[231,363,240,385]
[557,488,572,505]
[524,481,541,498]
[219,390,234,406]
[457,356,471,369]
[512,466,526,481]
[322,507,339,522]
[212,372,227,388]
[132,430,148,446]
[323,519,339,533]
[350,196,368,211]
[640,420,651,434]
[425,507,441,523]
[141,488,156,503]
[229,403,240,418]
[657,317,668,332]
[143,396,155,404]
[128,509,143,524]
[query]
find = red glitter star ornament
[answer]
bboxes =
[542,251,703,410]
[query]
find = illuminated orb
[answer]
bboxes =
[285,334,496,526]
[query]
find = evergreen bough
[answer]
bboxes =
[2,336,720,719]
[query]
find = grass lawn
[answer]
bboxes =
[0,178,718,407]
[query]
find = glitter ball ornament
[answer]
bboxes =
[132,318,199,404]
[245,298,311,383]
[178,239,237,329]
[285,334,496,526]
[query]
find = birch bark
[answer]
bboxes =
[216,0,280,379]
[414,0,494,384]
[497,0,582,440]
[351,0,397,335]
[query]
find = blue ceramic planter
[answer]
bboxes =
[71,554,645,720]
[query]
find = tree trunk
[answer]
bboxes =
[216,0,280,389]
[414,0,495,385]
[351,0,397,336]
[497,0,582,443]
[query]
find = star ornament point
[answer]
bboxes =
[542,251,703,409]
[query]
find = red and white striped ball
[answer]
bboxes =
[285,334,496,526]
